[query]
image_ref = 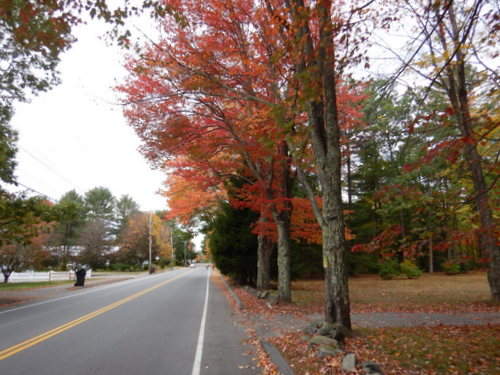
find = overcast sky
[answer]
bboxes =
[8,19,167,212]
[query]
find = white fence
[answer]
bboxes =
[9,269,93,283]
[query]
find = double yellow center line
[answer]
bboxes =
[0,271,190,361]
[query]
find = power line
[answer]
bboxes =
[15,182,59,203]
[18,145,85,194]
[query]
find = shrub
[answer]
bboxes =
[109,263,142,272]
[443,262,461,275]
[400,260,423,279]
[159,258,171,268]
[110,263,127,271]
[347,252,380,276]
[378,260,401,280]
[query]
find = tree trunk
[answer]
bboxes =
[318,0,352,329]
[459,132,499,299]
[3,270,11,283]
[319,141,352,329]
[447,71,499,298]
[279,0,352,325]
[465,143,500,299]
[436,2,500,300]
[323,211,352,329]
[273,211,292,302]
[256,231,273,290]
[429,236,434,273]
[273,141,294,302]
[285,0,352,327]
[62,221,71,267]
[454,58,499,300]
[346,142,353,208]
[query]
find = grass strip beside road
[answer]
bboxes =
[0,270,191,360]
[0,280,74,291]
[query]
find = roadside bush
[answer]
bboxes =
[400,260,423,279]
[159,258,171,268]
[378,259,400,280]
[110,263,127,271]
[110,263,142,272]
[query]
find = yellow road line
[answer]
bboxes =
[0,271,190,360]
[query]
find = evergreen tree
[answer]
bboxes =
[208,201,258,286]
[115,194,140,235]
[84,187,116,221]
[50,190,86,266]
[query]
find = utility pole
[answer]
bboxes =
[184,240,187,267]
[170,226,174,264]
[149,212,153,273]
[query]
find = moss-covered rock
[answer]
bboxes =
[308,335,339,348]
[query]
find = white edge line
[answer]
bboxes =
[0,270,184,316]
[191,268,211,375]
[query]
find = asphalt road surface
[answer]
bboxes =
[0,268,258,375]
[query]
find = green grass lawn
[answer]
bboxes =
[0,280,74,291]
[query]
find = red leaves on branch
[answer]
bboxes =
[351,225,403,258]
[117,0,369,237]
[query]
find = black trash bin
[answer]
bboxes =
[74,268,86,286]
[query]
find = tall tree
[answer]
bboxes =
[399,0,499,299]
[0,122,17,186]
[115,194,140,235]
[0,192,52,282]
[117,212,168,268]
[170,226,195,265]
[77,217,111,269]
[51,190,86,266]
[84,186,115,221]
[118,1,298,299]
[266,0,382,329]
[118,0,376,316]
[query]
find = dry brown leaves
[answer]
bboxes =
[271,325,500,375]
[211,270,282,374]
[213,271,500,375]
[294,272,500,314]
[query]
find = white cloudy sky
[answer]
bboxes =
[8,19,167,212]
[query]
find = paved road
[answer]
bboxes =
[0,268,258,375]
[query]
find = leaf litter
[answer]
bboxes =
[213,271,499,374]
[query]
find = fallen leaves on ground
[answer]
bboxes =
[246,327,281,375]
[212,270,280,374]
[293,272,500,314]
[348,324,500,375]
[214,270,500,374]
[270,325,500,375]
